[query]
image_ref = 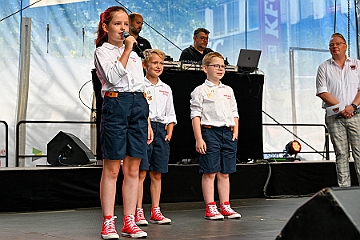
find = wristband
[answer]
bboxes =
[351,103,357,111]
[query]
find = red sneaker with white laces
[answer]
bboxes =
[121,215,147,238]
[149,207,171,224]
[220,201,241,219]
[101,215,119,239]
[135,208,148,226]
[204,202,224,220]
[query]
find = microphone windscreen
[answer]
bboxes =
[122,31,130,38]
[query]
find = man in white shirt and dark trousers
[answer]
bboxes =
[316,32,360,187]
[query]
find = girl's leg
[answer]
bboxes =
[122,156,141,216]
[100,159,121,216]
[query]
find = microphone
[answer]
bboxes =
[122,31,144,59]
[122,31,131,39]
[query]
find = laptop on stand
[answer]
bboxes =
[237,49,261,74]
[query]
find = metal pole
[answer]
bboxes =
[245,0,248,49]
[356,0,360,59]
[334,0,337,33]
[16,17,31,167]
[289,48,297,136]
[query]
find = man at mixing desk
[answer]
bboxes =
[179,28,213,63]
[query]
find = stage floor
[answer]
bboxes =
[0,197,309,240]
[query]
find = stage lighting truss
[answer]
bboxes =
[285,140,302,156]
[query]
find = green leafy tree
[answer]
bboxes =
[115,0,219,57]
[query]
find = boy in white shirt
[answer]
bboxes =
[135,49,177,225]
[190,52,241,220]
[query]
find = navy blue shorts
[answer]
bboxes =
[140,122,170,173]
[100,92,149,160]
[199,126,237,174]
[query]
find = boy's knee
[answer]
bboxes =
[203,172,217,180]
[150,171,162,181]
[217,172,229,179]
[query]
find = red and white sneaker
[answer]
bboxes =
[101,216,119,239]
[149,207,171,224]
[220,201,241,219]
[121,215,147,238]
[204,202,224,220]
[135,208,148,226]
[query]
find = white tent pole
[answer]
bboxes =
[16,17,31,167]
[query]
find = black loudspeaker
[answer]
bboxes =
[276,187,360,240]
[47,131,95,166]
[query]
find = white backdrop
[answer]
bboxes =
[0,0,357,167]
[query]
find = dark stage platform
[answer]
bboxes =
[0,197,309,240]
[1,161,359,213]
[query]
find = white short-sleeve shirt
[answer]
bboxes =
[144,77,177,125]
[190,80,239,127]
[316,57,360,108]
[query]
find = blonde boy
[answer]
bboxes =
[135,49,177,225]
[190,52,241,220]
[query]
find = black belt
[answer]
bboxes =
[104,91,146,98]
[201,125,234,131]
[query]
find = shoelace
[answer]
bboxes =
[208,205,220,214]
[222,204,235,214]
[136,208,145,219]
[103,216,117,232]
[126,216,142,233]
[152,207,165,219]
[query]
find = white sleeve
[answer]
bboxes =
[190,86,203,119]
[165,88,177,124]
[94,48,128,86]
[316,62,328,96]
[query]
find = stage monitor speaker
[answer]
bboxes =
[276,187,360,240]
[47,131,95,166]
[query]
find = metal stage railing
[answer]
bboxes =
[0,120,9,167]
[263,123,330,160]
[13,121,330,166]
[15,120,96,167]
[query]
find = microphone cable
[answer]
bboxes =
[78,79,95,112]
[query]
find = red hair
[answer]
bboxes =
[95,6,128,48]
